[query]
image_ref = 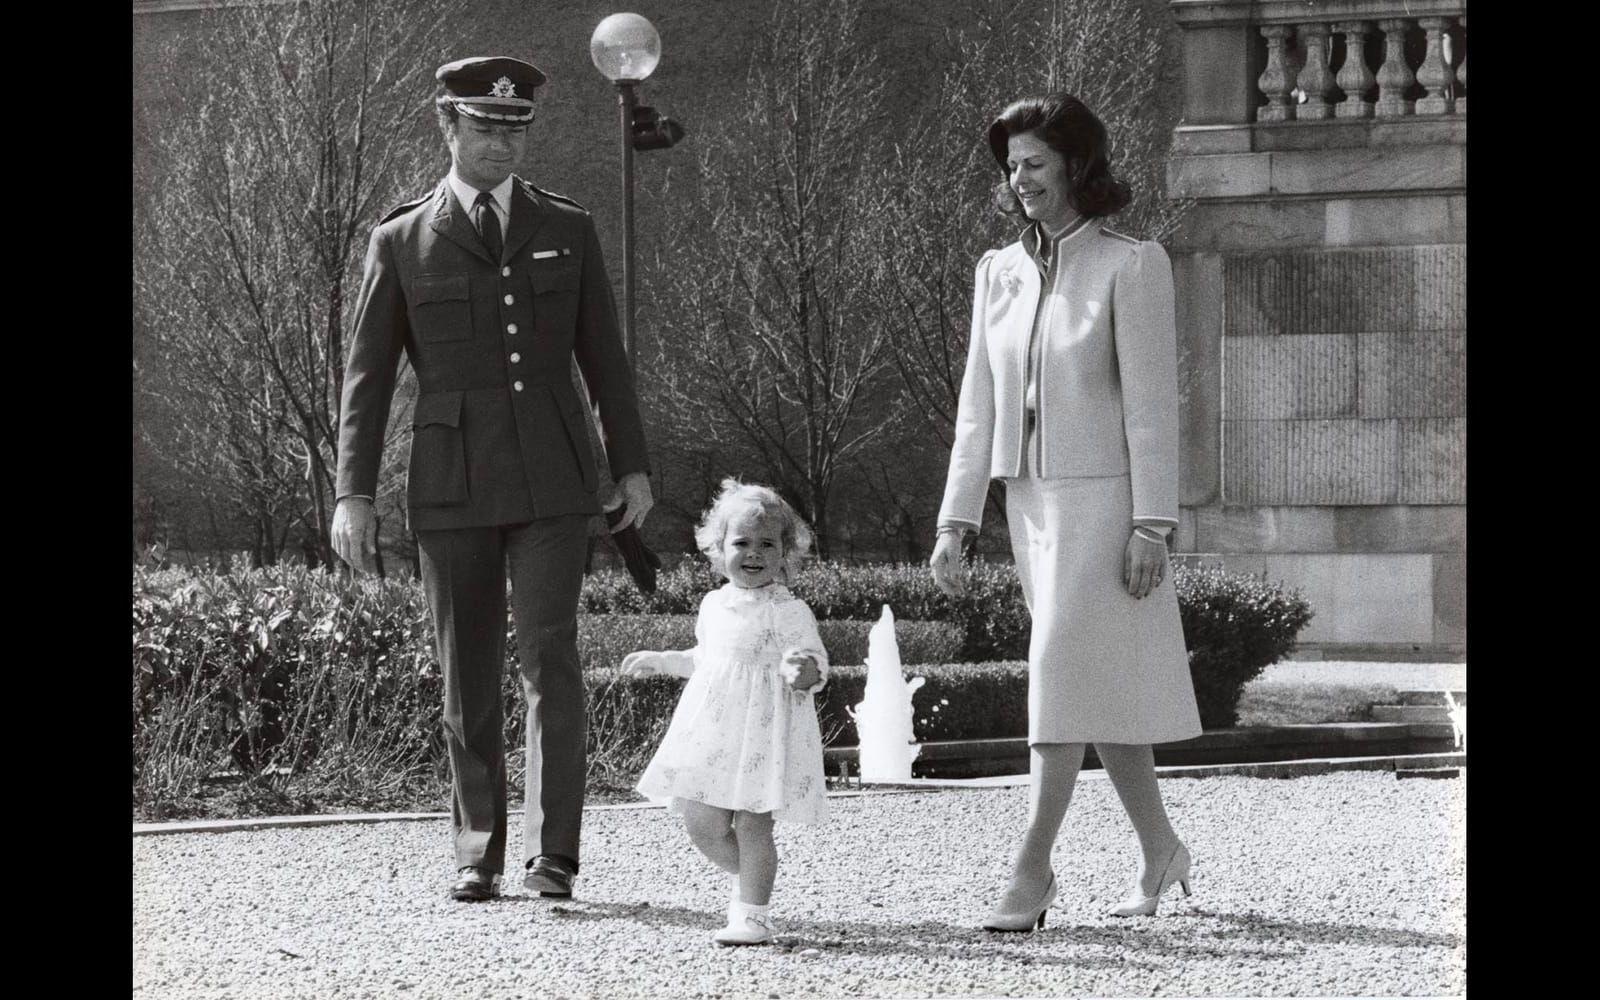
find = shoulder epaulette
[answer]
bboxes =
[519,178,590,214]
[1099,226,1141,246]
[380,190,434,224]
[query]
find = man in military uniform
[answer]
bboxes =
[332,56,653,903]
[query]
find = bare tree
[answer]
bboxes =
[640,0,903,559]
[135,0,454,568]
[873,0,1193,537]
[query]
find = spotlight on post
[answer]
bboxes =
[591,13,686,367]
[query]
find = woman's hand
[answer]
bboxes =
[929,530,967,598]
[780,651,822,692]
[1123,531,1168,599]
[621,651,661,676]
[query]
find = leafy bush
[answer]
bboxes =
[580,615,964,671]
[1175,564,1315,727]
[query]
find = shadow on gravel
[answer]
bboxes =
[485,899,1159,969]
[1194,910,1462,950]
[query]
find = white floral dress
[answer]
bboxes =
[635,583,830,824]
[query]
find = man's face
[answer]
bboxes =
[447,117,530,190]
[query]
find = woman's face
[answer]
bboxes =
[1006,131,1075,230]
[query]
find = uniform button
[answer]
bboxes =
[507,323,518,334]
[513,381,524,392]
[510,353,521,364]
[504,293,514,305]
[501,266,512,277]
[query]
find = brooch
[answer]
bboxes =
[996,268,1022,296]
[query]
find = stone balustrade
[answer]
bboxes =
[1171,1,1466,129]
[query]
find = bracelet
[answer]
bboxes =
[1132,527,1167,544]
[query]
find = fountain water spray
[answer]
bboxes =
[846,605,926,783]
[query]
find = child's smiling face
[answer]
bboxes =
[721,509,785,589]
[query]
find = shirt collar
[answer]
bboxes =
[1024,214,1094,273]
[447,169,515,219]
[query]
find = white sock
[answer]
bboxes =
[732,900,771,925]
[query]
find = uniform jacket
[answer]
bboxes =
[335,176,649,531]
[937,222,1180,531]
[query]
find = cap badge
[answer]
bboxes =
[490,76,517,98]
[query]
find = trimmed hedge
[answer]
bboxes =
[132,559,1311,815]
[580,615,965,672]
[579,562,1029,663]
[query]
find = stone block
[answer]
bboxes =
[1178,23,1259,125]
[1332,505,1466,552]
[1357,331,1466,418]
[1169,200,1327,253]
[1173,252,1224,506]
[1177,552,1436,644]
[1261,553,1435,644]
[1224,335,1357,419]
[1223,419,1400,505]
[1168,152,1271,200]
[1268,146,1465,196]
[1397,419,1467,504]
[1224,246,1464,337]
[1171,125,1253,156]
[1192,505,1338,552]
[1325,196,1465,247]
[1431,552,1466,646]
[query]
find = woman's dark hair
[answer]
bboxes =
[986,93,1131,219]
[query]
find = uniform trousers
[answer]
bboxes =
[417,514,590,875]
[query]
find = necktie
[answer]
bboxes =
[474,191,503,262]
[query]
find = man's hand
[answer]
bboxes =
[331,497,378,575]
[929,530,967,598]
[1123,530,1168,599]
[780,650,822,692]
[609,471,654,533]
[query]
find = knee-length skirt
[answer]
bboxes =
[1004,473,1202,745]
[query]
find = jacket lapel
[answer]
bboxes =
[501,178,548,263]
[427,181,496,265]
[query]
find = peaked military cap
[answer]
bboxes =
[435,56,546,124]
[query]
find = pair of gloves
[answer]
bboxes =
[622,648,828,695]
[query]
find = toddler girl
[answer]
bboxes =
[625,479,829,946]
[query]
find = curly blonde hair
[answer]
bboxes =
[694,478,814,582]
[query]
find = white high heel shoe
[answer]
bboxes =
[713,899,775,946]
[982,871,1058,932]
[1109,842,1192,917]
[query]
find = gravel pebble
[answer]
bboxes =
[135,772,1464,998]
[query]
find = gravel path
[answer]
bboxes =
[135,772,1463,998]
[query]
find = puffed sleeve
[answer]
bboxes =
[778,596,830,694]
[936,249,1000,531]
[1112,241,1181,529]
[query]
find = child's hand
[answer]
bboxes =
[621,651,661,677]
[780,650,821,692]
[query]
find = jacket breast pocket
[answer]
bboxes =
[409,274,473,343]
[407,390,468,507]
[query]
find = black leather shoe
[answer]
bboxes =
[450,866,501,902]
[523,855,576,899]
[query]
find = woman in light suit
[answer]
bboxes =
[929,94,1203,931]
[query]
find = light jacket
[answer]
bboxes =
[937,221,1181,531]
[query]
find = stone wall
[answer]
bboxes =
[1166,0,1466,657]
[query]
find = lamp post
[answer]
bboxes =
[590,12,683,367]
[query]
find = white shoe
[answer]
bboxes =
[1109,842,1192,917]
[713,900,774,946]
